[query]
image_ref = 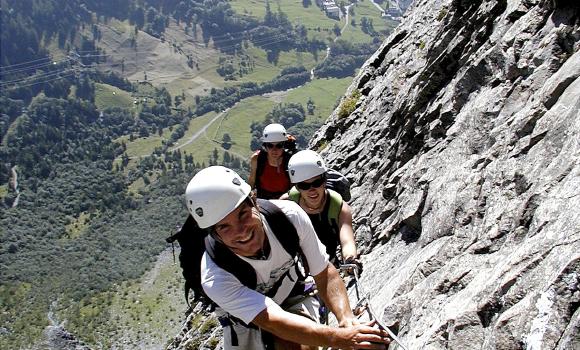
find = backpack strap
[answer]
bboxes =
[205,201,308,348]
[288,186,300,203]
[206,235,258,289]
[326,189,343,227]
[258,199,308,299]
[257,199,301,259]
[255,150,267,190]
[289,188,342,232]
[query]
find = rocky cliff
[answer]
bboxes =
[169,0,579,349]
[312,0,579,348]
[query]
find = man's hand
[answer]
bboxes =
[338,316,360,328]
[342,257,363,276]
[332,320,391,349]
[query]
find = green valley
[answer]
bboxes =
[0,0,400,348]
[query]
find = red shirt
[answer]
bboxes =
[256,151,291,199]
[260,161,291,194]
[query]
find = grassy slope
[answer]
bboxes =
[59,249,184,349]
[170,76,352,164]
[2,3,394,348]
[230,0,339,40]
[0,283,45,349]
[94,83,135,110]
[285,77,353,122]
[0,184,8,199]
[174,99,270,163]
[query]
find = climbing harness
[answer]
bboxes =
[339,263,409,350]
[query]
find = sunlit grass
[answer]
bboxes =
[286,77,353,122]
[115,134,167,160]
[0,184,8,200]
[173,76,352,164]
[0,282,45,350]
[94,83,135,110]
[229,0,339,40]
[60,250,184,349]
[176,97,276,163]
[64,212,91,239]
[229,0,268,19]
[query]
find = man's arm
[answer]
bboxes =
[252,300,390,349]
[253,202,390,348]
[338,202,358,262]
[248,152,259,188]
[314,262,355,326]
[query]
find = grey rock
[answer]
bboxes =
[312,0,580,348]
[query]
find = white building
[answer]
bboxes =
[319,0,341,19]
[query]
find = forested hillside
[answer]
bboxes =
[0,0,400,348]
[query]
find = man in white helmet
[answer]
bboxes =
[248,123,296,199]
[282,150,359,269]
[186,166,390,349]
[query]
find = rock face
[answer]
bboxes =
[311,0,580,348]
[166,303,222,350]
[41,324,92,350]
[169,1,579,349]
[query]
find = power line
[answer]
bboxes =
[0,67,79,87]
[0,56,54,70]
[0,58,73,75]
[1,28,315,92]
[0,69,79,91]
[0,26,301,73]
[1,31,290,84]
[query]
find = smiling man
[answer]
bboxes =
[282,150,359,270]
[185,166,390,350]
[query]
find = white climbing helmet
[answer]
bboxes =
[185,166,252,228]
[287,150,327,183]
[262,123,288,143]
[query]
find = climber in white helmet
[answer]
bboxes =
[248,123,297,199]
[281,150,360,270]
[186,166,390,350]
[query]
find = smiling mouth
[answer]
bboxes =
[237,230,254,244]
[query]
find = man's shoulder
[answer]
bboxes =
[259,200,307,231]
[268,199,303,216]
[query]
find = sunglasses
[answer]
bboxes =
[296,176,326,190]
[264,142,284,149]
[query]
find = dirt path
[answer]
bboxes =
[10,166,20,208]
[169,109,229,152]
[369,0,386,14]
[141,248,173,288]
[311,3,353,79]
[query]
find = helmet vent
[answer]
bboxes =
[195,207,204,217]
[232,178,241,186]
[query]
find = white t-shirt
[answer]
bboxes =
[201,200,329,324]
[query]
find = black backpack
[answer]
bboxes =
[166,199,304,308]
[325,169,351,202]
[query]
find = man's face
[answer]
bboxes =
[297,174,326,204]
[214,201,265,257]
